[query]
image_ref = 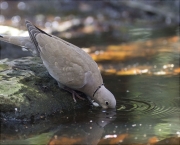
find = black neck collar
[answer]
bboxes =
[93,84,104,97]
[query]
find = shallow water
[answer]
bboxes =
[1,35,180,144]
[103,75,180,143]
[1,74,179,145]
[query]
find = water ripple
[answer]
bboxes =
[117,98,179,118]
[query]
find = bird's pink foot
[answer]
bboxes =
[63,87,85,103]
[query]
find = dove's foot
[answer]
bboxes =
[63,87,85,103]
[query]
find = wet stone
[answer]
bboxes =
[0,57,90,121]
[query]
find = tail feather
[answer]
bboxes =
[25,20,41,50]
[0,20,54,56]
[25,20,52,54]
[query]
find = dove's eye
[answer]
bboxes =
[105,101,109,106]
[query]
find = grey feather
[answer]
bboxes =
[0,20,116,109]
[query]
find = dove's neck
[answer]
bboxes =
[94,85,107,98]
[77,72,103,98]
[78,81,103,98]
[92,84,104,97]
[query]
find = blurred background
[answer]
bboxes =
[0,1,180,144]
[0,0,179,75]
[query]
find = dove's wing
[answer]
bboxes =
[37,34,90,88]
[0,35,38,56]
[25,20,102,89]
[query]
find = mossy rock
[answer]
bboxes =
[0,57,90,121]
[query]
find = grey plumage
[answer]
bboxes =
[0,20,116,108]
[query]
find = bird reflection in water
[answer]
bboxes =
[48,109,116,145]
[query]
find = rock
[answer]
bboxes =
[0,57,90,121]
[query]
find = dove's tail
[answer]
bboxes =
[0,35,39,56]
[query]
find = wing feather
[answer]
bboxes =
[36,34,87,88]
[25,20,103,89]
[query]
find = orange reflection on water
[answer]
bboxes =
[91,36,179,62]
[47,133,180,145]
[98,134,128,144]
[148,136,159,144]
[48,136,82,145]
[89,36,179,76]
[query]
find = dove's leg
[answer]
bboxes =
[57,82,98,105]
[57,82,85,102]
[63,86,85,103]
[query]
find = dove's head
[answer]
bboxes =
[94,86,116,109]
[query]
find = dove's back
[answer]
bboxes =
[25,20,103,90]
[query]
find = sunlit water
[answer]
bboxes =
[1,74,179,144]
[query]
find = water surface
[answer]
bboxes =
[0,23,179,145]
[1,74,179,145]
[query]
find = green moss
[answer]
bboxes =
[0,64,9,71]
[0,57,90,120]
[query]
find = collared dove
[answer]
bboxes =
[0,20,116,109]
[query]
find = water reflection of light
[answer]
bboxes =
[95,51,100,55]
[154,71,166,75]
[104,134,117,139]
[142,69,148,73]
[45,21,52,28]
[52,21,59,29]
[17,2,26,10]
[0,15,5,23]
[82,48,91,53]
[0,1,8,10]
[84,16,94,25]
[163,64,174,69]
[59,21,72,31]
[35,14,45,23]
[163,65,167,69]
[11,15,21,25]
[132,124,136,127]
[54,16,61,21]
[177,131,180,137]
[72,18,80,25]
[0,26,22,35]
